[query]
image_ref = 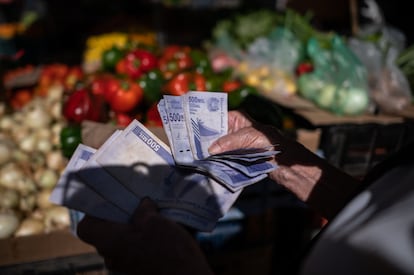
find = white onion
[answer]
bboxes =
[0,142,12,165]
[19,193,36,212]
[35,169,58,189]
[10,126,30,144]
[12,149,30,164]
[46,150,66,171]
[36,128,52,140]
[50,101,62,121]
[44,206,70,232]
[37,137,53,153]
[0,116,14,130]
[36,189,53,209]
[19,133,37,153]
[0,188,20,209]
[30,152,46,171]
[23,99,52,129]
[14,218,44,237]
[0,212,20,239]
[0,163,25,189]
[16,177,37,196]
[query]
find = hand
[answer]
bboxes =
[209,112,361,220]
[77,198,213,275]
[227,110,253,133]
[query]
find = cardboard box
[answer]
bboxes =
[0,230,96,267]
[260,92,414,126]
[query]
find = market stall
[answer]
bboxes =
[1,1,414,274]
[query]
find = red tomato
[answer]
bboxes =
[295,62,314,76]
[115,112,134,127]
[145,103,163,127]
[109,80,144,113]
[222,79,242,93]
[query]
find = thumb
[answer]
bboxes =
[131,197,158,227]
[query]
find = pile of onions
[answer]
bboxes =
[0,85,70,239]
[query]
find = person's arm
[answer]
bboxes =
[77,198,214,275]
[209,111,361,220]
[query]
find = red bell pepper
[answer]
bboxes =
[159,45,194,79]
[63,88,107,124]
[116,49,158,79]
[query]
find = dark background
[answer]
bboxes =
[1,0,412,66]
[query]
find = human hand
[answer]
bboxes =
[209,110,283,154]
[77,198,213,275]
[209,113,360,220]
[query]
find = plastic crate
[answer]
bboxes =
[319,121,414,178]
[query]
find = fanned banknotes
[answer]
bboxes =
[158,91,279,192]
[51,91,278,232]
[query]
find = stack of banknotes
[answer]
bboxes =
[50,91,279,232]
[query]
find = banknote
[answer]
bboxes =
[50,143,130,224]
[157,99,173,145]
[207,147,280,162]
[163,95,194,164]
[51,91,278,233]
[94,119,239,220]
[50,137,229,231]
[183,91,228,160]
[180,159,269,192]
[76,130,141,216]
[207,158,277,178]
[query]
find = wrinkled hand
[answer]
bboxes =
[209,111,360,220]
[210,111,281,153]
[77,198,213,275]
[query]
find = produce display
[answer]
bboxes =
[1,7,413,241]
[0,79,70,239]
[0,35,260,239]
[207,9,413,115]
[63,39,259,131]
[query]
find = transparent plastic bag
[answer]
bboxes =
[298,36,370,115]
[349,38,412,114]
[236,27,301,96]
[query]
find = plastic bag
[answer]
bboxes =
[235,27,302,96]
[298,36,370,115]
[349,38,412,114]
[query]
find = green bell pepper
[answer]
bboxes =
[138,69,165,104]
[60,125,82,158]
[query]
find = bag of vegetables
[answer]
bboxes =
[298,36,370,115]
